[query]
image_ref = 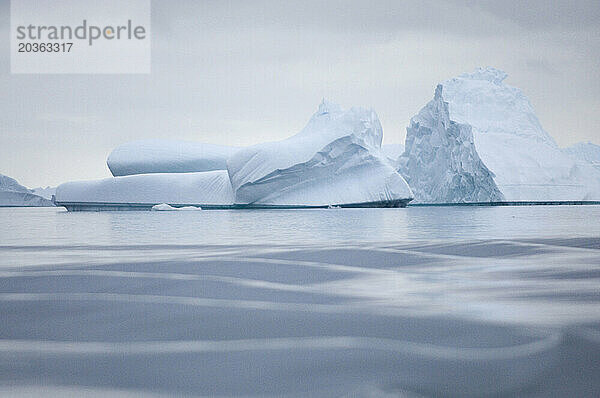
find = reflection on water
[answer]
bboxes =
[0,207,599,397]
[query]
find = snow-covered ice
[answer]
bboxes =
[55,171,234,206]
[58,101,412,209]
[399,67,600,202]
[58,69,600,207]
[227,100,413,206]
[107,139,239,177]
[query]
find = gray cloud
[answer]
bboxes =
[0,0,599,187]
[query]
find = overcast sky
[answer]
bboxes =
[1,0,599,187]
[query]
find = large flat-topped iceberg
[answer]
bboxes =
[399,67,600,202]
[56,101,413,210]
[107,139,239,177]
[55,171,234,210]
[228,101,413,206]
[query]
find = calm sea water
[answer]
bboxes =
[2,205,600,246]
[0,206,599,397]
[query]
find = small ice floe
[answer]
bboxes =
[151,203,202,211]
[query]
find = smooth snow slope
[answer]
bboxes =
[0,174,54,207]
[399,85,504,203]
[227,100,413,206]
[401,67,600,202]
[55,171,234,206]
[563,142,600,171]
[107,139,239,177]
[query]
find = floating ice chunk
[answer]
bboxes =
[151,203,202,211]
[151,203,175,211]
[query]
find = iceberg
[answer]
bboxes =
[227,100,413,207]
[399,85,504,203]
[399,67,600,202]
[55,171,234,211]
[56,101,413,210]
[107,139,239,177]
[0,174,54,207]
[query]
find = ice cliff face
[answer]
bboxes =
[227,100,413,206]
[399,85,504,203]
[400,67,600,202]
[0,174,54,207]
[107,140,239,177]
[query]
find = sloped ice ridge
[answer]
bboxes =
[399,67,600,202]
[399,85,504,203]
[0,174,30,194]
[227,100,413,206]
[0,174,54,207]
